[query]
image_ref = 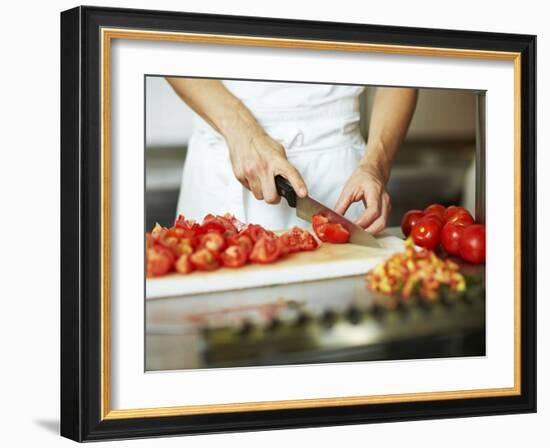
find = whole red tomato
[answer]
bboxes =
[401,210,424,237]
[441,222,466,256]
[423,213,444,227]
[411,217,442,251]
[459,224,486,264]
[424,203,446,220]
[444,206,467,222]
[447,210,474,227]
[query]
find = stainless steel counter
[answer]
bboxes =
[146,264,485,371]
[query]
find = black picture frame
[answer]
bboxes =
[61,5,536,442]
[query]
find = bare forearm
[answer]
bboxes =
[362,87,418,183]
[164,78,261,143]
[165,77,307,201]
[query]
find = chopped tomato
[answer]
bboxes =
[226,234,254,255]
[175,238,193,256]
[312,214,350,244]
[312,214,328,232]
[197,232,226,253]
[151,222,164,236]
[249,236,281,264]
[322,223,350,243]
[151,230,180,258]
[174,215,200,237]
[146,212,321,277]
[239,224,275,243]
[166,226,186,239]
[366,238,466,301]
[202,214,237,237]
[221,245,248,268]
[197,220,226,235]
[175,254,193,274]
[223,213,246,232]
[146,246,174,278]
[280,226,319,252]
[190,249,220,271]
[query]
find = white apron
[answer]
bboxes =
[176,81,367,229]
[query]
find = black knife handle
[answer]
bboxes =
[275,175,297,208]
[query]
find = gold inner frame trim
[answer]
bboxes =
[100,27,522,421]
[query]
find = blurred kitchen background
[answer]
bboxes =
[145,77,479,230]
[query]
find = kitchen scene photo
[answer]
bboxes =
[145,77,486,371]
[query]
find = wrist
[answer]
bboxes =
[360,140,392,184]
[219,101,263,147]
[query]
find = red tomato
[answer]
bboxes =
[146,246,174,277]
[400,210,424,237]
[424,203,446,220]
[239,224,275,243]
[422,213,444,227]
[444,206,468,222]
[447,210,474,227]
[322,223,350,243]
[221,245,248,268]
[312,214,351,244]
[197,220,226,235]
[197,232,226,253]
[174,215,200,237]
[151,230,180,258]
[151,222,165,236]
[312,214,328,231]
[190,248,220,271]
[175,254,194,274]
[441,222,467,256]
[411,217,442,251]
[226,234,254,255]
[249,236,281,264]
[280,226,318,252]
[223,213,246,232]
[175,238,193,256]
[459,224,486,264]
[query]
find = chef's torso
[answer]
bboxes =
[177,81,367,229]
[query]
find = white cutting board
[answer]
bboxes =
[146,234,404,299]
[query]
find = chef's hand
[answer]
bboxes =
[225,127,308,204]
[334,160,391,234]
[164,78,307,205]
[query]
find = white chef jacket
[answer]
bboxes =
[176,80,367,229]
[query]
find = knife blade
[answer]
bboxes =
[275,175,381,248]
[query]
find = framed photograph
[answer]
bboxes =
[61,6,536,442]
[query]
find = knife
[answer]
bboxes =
[275,175,381,248]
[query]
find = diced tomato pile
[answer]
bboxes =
[146,213,319,278]
[401,203,486,264]
[312,213,351,244]
[366,238,466,301]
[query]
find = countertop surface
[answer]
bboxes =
[145,228,486,371]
